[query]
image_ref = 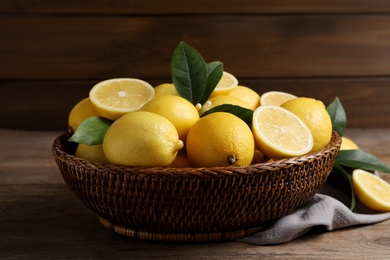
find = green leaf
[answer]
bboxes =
[328,163,358,211]
[336,150,390,173]
[68,116,112,145]
[201,104,254,126]
[171,41,208,105]
[327,97,346,136]
[198,61,224,105]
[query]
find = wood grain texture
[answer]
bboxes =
[2,15,390,79]
[2,2,390,130]
[0,184,390,259]
[2,0,390,14]
[1,129,390,259]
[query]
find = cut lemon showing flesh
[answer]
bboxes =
[209,71,238,97]
[89,78,155,120]
[352,169,390,212]
[252,105,313,159]
[281,97,332,152]
[260,91,297,106]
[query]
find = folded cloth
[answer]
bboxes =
[239,193,390,245]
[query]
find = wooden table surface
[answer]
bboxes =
[1,128,390,259]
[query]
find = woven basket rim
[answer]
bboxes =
[52,130,341,241]
[52,130,341,176]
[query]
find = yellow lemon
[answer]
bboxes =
[228,85,261,110]
[141,95,199,142]
[251,150,265,164]
[169,150,192,168]
[186,112,254,167]
[154,83,180,97]
[260,91,297,106]
[209,71,239,98]
[68,97,100,131]
[341,136,359,150]
[352,169,390,212]
[75,144,110,164]
[103,111,184,167]
[281,97,332,152]
[199,95,252,115]
[89,78,155,120]
[252,105,313,159]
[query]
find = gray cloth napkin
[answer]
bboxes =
[239,181,390,245]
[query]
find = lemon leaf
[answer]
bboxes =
[68,116,112,145]
[327,97,346,136]
[199,61,224,105]
[327,163,358,211]
[336,150,390,173]
[201,104,253,126]
[171,41,208,105]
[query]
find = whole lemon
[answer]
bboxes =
[68,97,100,131]
[169,150,192,168]
[141,95,199,142]
[75,143,110,164]
[154,83,179,97]
[228,85,260,110]
[103,111,184,167]
[341,136,359,150]
[281,97,332,152]
[186,112,255,167]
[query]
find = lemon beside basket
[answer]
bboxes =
[52,130,341,242]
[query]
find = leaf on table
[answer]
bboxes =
[336,150,390,173]
[68,116,112,145]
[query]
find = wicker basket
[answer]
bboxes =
[52,130,341,242]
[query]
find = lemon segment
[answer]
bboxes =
[89,78,155,120]
[252,105,314,159]
[352,169,390,212]
[260,91,297,106]
[209,71,239,97]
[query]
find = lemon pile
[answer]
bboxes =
[68,73,336,168]
[68,73,390,212]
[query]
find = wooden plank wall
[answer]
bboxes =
[1,0,390,130]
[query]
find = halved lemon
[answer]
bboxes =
[89,78,155,120]
[252,105,313,159]
[260,91,297,106]
[352,169,390,212]
[209,71,239,97]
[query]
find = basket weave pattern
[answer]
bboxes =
[52,131,341,241]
